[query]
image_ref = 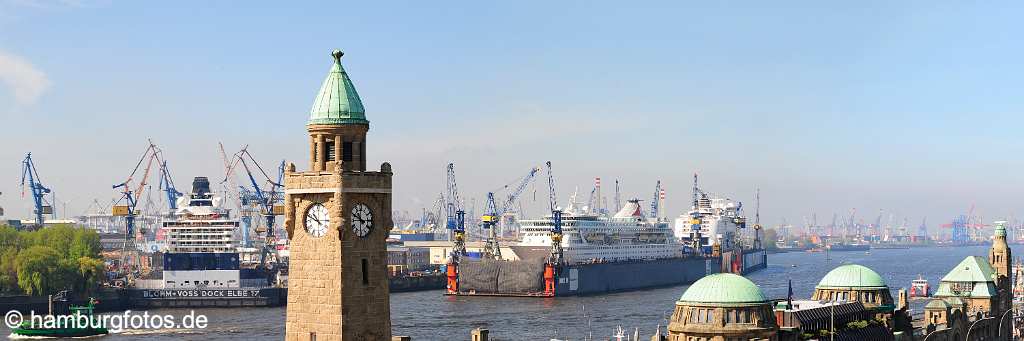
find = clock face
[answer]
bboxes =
[351,203,373,238]
[304,203,330,238]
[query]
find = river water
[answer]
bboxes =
[3,245,1016,340]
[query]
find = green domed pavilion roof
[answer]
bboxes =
[679,273,767,305]
[308,49,367,126]
[816,264,888,289]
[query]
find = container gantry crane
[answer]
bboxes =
[20,153,53,228]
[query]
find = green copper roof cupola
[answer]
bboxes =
[994,221,1007,237]
[308,49,368,125]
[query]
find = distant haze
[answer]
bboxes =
[1,2,1022,233]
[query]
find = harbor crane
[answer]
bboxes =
[445,163,467,261]
[157,160,182,212]
[545,161,563,264]
[481,166,541,259]
[20,153,53,228]
[481,193,502,259]
[650,180,662,222]
[112,140,168,280]
[614,179,621,213]
[846,208,857,240]
[752,188,762,249]
[916,217,929,242]
[586,187,597,214]
[223,146,285,268]
[429,194,445,233]
[688,173,706,254]
[941,204,986,244]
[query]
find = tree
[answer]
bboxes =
[76,257,105,295]
[15,246,61,295]
[1,224,106,296]
[69,229,101,260]
[763,228,779,249]
[0,249,18,294]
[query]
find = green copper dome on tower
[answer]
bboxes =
[816,264,888,289]
[994,221,1007,237]
[308,49,367,125]
[678,273,767,305]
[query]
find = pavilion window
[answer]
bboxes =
[343,141,353,162]
[325,138,336,161]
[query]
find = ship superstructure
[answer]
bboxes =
[163,177,237,253]
[673,176,747,254]
[518,199,680,264]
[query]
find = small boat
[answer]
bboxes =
[909,274,930,298]
[11,297,109,338]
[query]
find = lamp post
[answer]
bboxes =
[831,300,834,341]
[998,307,1015,338]
[965,316,994,341]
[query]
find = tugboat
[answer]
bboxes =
[909,274,930,298]
[11,297,109,337]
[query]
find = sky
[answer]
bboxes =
[0,1,1022,233]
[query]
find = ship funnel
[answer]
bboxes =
[191,177,212,196]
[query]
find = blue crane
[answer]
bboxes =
[20,153,53,228]
[545,161,563,264]
[445,163,467,260]
[481,193,501,259]
[650,180,662,221]
[112,140,165,276]
[482,166,541,259]
[157,160,182,212]
[224,147,285,268]
[688,173,707,254]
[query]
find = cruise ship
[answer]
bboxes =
[672,180,767,274]
[515,200,679,264]
[673,194,745,252]
[127,177,285,307]
[451,196,720,297]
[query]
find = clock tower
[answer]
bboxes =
[284,50,393,341]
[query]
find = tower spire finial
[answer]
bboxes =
[332,49,344,63]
